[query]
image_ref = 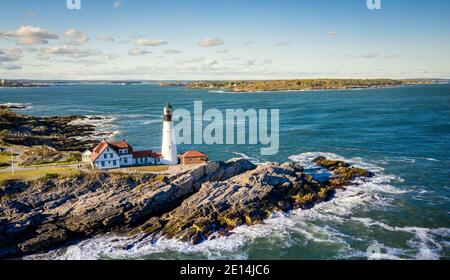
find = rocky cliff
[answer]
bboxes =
[0,106,105,151]
[0,157,371,259]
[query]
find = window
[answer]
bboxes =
[113,160,117,166]
[124,158,128,164]
[104,154,107,159]
[101,161,105,167]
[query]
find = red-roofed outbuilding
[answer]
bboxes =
[180,150,208,165]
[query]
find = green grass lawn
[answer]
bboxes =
[0,167,80,185]
[0,152,14,169]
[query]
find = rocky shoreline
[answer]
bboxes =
[0,156,372,259]
[0,106,109,151]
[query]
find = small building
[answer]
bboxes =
[87,140,161,170]
[82,150,92,162]
[181,150,208,165]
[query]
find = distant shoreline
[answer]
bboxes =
[0,78,447,90]
[184,79,442,93]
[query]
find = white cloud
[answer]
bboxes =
[175,57,204,65]
[242,59,256,66]
[128,48,150,56]
[164,49,181,54]
[361,53,379,59]
[273,41,290,47]
[328,31,337,36]
[0,48,23,62]
[242,41,253,47]
[0,25,59,46]
[96,35,115,42]
[135,38,168,46]
[0,48,24,70]
[259,58,273,65]
[40,46,102,59]
[215,49,229,54]
[0,64,22,70]
[383,54,400,59]
[205,58,217,65]
[113,1,123,8]
[197,38,224,47]
[65,29,89,45]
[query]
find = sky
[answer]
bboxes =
[0,0,449,80]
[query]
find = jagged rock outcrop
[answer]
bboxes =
[132,158,373,244]
[0,157,370,258]
[0,159,255,258]
[0,106,104,151]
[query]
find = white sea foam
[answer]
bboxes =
[26,151,448,260]
[350,217,449,260]
[227,151,263,164]
[141,119,162,125]
[0,102,32,110]
[69,115,121,141]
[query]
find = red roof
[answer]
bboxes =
[89,140,133,161]
[89,141,109,161]
[181,150,207,158]
[109,140,133,152]
[133,150,162,158]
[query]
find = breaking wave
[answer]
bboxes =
[69,115,121,140]
[27,152,449,260]
[0,102,32,110]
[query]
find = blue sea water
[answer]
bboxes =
[1,83,449,260]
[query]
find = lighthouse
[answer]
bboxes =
[161,103,178,165]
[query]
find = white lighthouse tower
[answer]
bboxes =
[161,103,178,165]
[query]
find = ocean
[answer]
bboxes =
[1,83,449,260]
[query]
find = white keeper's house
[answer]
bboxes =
[83,140,162,170]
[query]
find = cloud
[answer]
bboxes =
[215,49,229,54]
[0,48,24,70]
[25,12,37,17]
[128,48,151,56]
[97,35,115,42]
[328,31,337,36]
[197,38,224,47]
[40,46,102,59]
[0,48,24,62]
[135,38,168,46]
[259,58,273,65]
[175,57,204,65]
[113,1,123,8]
[164,49,181,54]
[273,41,290,47]
[205,58,217,65]
[383,54,400,59]
[0,25,59,45]
[360,53,379,59]
[0,64,22,70]
[64,29,89,45]
[242,41,253,47]
[242,59,256,66]
[101,53,119,60]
